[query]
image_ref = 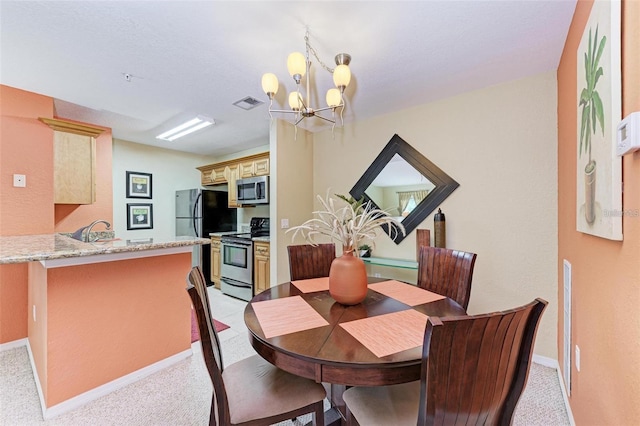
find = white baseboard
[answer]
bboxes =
[0,338,27,352]
[25,340,193,420]
[532,355,575,426]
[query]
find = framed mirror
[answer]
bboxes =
[350,134,459,244]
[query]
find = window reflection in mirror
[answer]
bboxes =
[365,154,436,222]
[350,134,459,244]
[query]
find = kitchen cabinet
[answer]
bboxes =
[239,157,270,178]
[225,165,239,208]
[210,236,222,289]
[197,152,269,188]
[39,117,105,204]
[209,165,227,185]
[254,241,270,294]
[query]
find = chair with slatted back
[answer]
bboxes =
[417,245,477,310]
[186,266,326,426]
[343,298,548,426]
[287,243,336,281]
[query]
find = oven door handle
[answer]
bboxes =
[222,241,252,248]
[221,277,252,288]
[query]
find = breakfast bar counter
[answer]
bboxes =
[1,233,209,419]
[0,233,209,264]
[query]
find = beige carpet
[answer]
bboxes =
[0,287,570,425]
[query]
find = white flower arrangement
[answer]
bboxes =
[287,191,406,256]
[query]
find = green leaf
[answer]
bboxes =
[593,67,603,87]
[594,34,606,71]
[591,26,599,74]
[579,88,589,106]
[592,91,605,135]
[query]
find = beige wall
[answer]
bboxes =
[112,139,216,239]
[309,71,559,358]
[557,0,640,424]
[271,120,315,285]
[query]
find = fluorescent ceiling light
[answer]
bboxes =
[156,116,214,141]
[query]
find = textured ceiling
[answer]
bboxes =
[0,1,576,157]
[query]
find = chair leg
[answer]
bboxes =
[314,400,325,426]
[345,405,359,426]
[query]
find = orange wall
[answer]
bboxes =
[558,1,640,425]
[30,253,191,406]
[0,85,113,344]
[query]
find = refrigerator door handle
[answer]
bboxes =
[193,192,201,237]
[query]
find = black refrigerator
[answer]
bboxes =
[175,189,237,286]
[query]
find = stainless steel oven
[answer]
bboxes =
[220,217,269,302]
[220,237,253,301]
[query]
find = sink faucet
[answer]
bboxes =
[83,220,112,242]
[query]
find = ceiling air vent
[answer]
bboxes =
[233,96,264,111]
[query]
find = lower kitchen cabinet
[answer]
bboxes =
[254,241,270,294]
[210,236,222,289]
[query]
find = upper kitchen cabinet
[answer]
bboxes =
[39,117,105,204]
[197,152,269,186]
[238,156,269,178]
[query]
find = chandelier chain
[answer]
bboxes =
[304,32,335,74]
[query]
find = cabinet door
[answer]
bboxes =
[253,158,270,176]
[254,242,270,294]
[210,165,227,184]
[238,160,256,178]
[226,165,239,208]
[210,237,222,289]
[53,131,96,204]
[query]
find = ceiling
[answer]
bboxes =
[0,1,576,157]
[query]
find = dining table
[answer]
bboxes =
[243,276,467,424]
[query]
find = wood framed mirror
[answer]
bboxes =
[350,134,459,244]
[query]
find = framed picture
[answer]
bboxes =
[127,203,153,230]
[126,171,152,199]
[575,0,622,240]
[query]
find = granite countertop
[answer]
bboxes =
[0,233,210,265]
[252,236,270,242]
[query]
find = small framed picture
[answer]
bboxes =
[126,171,152,199]
[127,203,153,230]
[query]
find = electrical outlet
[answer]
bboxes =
[281,218,289,229]
[13,174,26,187]
[575,345,581,372]
[374,273,381,278]
[32,305,36,322]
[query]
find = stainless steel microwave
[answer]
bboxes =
[236,176,269,205]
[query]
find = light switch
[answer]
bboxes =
[281,218,289,229]
[13,174,26,187]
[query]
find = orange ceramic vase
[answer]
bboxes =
[329,248,368,305]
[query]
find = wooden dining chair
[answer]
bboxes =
[417,245,477,310]
[343,298,548,426]
[186,266,326,426]
[287,243,336,280]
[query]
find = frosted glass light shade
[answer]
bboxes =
[288,92,303,110]
[326,88,341,107]
[261,73,278,95]
[333,64,351,88]
[287,52,306,77]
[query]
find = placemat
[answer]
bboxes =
[291,277,330,293]
[251,295,329,338]
[369,280,445,306]
[339,309,429,358]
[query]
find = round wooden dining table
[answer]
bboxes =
[244,277,466,422]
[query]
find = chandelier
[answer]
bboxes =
[261,30,352,135]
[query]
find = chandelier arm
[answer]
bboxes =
[294,116,306,126]
[269,108,298,114]
[314,105,341,114]
[314,114,336,124]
